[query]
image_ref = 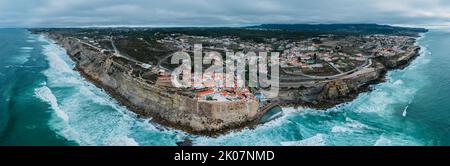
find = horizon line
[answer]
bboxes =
[0,23,441,29]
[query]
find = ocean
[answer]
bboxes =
[0,28,448,146]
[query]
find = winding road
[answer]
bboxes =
[282,58,372,80]
[278,58,373,88]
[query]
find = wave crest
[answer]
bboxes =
[34,86,69,122]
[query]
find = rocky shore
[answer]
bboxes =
[42,32,422,135]
[45,33,268,136]
[277,44,421,109]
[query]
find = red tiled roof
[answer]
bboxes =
[197,89,215,96]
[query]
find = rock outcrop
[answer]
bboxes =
[44,32,421,134]
[318,80,351,100]
[377,46,421,69]
[278,46,418,108]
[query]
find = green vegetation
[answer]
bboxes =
[248,24,428,36]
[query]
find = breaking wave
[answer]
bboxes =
[34,32,432,146]
[193,33,431,146]
[34,86,69,122]
[20,47,34,50]
[281,134,327,146]
[38,36,181,146]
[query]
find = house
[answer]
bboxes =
[197,89,215,100]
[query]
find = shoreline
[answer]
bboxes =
[40,31,423,136]
[283,35,423,110]
[300,47,421,110]
[71,53,268,137]
[43,34,271,137]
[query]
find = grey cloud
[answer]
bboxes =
[0,0,449,27]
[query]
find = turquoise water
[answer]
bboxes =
[0,28,448,146]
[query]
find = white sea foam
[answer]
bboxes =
[331,126,353,133]
[34,86,69,122]
[10,54,30,64]
[281,134,327,146]
[331,118,370,133]
[106,136,139,146]
[194,106,307,146]
[38,36,179,146]
[20,47,34,50]
[33,32,432,146]
[393,79,404,85]
[352,43,429,116]
[41,43,81,86]
[42,45,72,73]
[37,35,48,42]
[279,33,432,145]
[373,134,422,146]
[197,33,431,146]
[374,135,392,146]
[19,49,32,53]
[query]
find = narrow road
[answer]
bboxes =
[282,58,372,80]
[157,53,173,71]
[109,36,143,65]
[328,62,344,74]
[69,37,102,52]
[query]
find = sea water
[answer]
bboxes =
[0,29,448,146]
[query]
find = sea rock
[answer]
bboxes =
[318,79,350,100]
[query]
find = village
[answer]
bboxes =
[50,28,417,107]
[143,32,416,104]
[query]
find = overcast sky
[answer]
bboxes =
[1,0,449,28]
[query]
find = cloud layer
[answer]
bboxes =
[1,0,449,27]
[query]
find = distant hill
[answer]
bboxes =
[247,24,428,36]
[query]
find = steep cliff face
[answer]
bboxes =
[49,34,261,135]
[45,33,421,133]
[318,62,384,102]
[377,46,420,69]
[278,45,418,108]
[278,61,385,107]
[318,80,350,100]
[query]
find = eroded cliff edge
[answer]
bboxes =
[277,44,421,108]
[46,34,264,136]
[43,32,422,135]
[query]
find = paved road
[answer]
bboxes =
[282,58,372,80]
[278,58,373,88]
[328,61,344,73]
[156,53,173,71]
[69,37,103,52]
[109,37,143,65]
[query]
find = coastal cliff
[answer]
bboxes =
[278,46,420,108]
[44,32,421,134]
[47,34,262,135]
